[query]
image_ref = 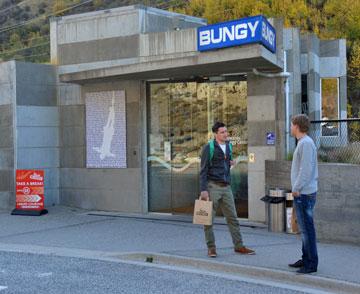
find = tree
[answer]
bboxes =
[93,0,104,8]
[52,0,67,16]
[349,42,360,82]
[323,0,360,41]
[348,41,360,113]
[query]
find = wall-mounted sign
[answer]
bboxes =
[197,15,276,53]
[249,153,255,163]
[266,132,275,145]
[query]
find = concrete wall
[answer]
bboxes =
[51,5,205,66]
[15,62,59,207]
[0,62,16,209]
[59,80,146,213]
[265,160,360,245]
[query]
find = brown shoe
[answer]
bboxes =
[234,246,255,255]
[208,247,217,258]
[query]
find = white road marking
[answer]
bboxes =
[0,286,8,291]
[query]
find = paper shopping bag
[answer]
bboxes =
[193,199,213,225]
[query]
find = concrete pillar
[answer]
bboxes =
[15,62,59,207]
[0,61,16,210]
[302,34,321,122]
[247,74,285,222]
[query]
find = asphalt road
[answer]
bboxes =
[0,251,307,294]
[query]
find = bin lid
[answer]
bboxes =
[261,195,285,203]
[286,193,294,200]
[269,189,286,197]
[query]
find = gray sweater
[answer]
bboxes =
[291,135,318,194]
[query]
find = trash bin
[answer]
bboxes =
[261,189,286,232]
[285,192,299,234]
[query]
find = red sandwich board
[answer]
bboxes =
[11,170,48,216]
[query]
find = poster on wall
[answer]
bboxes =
[85,90,127,168]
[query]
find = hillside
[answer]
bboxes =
[0,0,359,113]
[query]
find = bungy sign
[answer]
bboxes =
[12,170,47,216]
[197,15,276,53]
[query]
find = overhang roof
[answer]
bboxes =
[59,34,282,84]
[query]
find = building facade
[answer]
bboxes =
[0,5,346,223]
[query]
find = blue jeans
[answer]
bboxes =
[294,193,318,270]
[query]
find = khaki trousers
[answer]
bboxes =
[204,181,243,249]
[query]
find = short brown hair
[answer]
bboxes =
[212,122,226,133]
[291,114,310,133]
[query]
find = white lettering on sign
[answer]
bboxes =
[248,21,259,37]
[235,23,247,40]
[262,21,275,47]
[30,172,43,181]
[199,21,259,46]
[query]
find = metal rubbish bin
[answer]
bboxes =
[285,192,299,234]
[261,189,286,232]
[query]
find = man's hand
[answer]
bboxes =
[292,191,300,197]
[230,160,236,166]
[200,191,209,201]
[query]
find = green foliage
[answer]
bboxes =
[349,41,360,89]
[0,0,359,109]
[286,152,293,161]
[322,0,360,41]
[52,0,67,16]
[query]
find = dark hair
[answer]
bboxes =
[291,114,310,133]
[212,122,226,133]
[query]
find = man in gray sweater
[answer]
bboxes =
[289,114,319,274]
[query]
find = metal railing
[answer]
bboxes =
[308,118,360,164]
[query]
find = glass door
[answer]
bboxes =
[147,80,248,217]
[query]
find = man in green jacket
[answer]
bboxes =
[200,122,255,258]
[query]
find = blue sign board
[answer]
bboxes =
[266,132,275,145]
[197,15,276,53]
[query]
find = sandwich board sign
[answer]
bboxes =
[11,170,47,216]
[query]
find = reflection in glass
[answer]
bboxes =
[321,78,339,136]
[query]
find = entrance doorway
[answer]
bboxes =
[147,79,248,217]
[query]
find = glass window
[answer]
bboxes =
[321,78,339,136]
[147,80,248,217]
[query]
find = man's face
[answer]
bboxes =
[215,127,228,142]
[290,122,298,137]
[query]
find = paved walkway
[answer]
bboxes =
[0,206,359,292]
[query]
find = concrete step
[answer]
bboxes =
[86,210,268,229]
[116,252,360,294]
